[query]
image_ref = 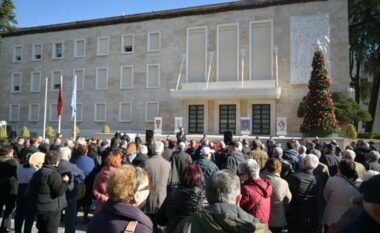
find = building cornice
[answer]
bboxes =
[1,0,326,37]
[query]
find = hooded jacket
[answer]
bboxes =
[87,200,153,233]
[240,178,272,225]
[174,202,270,233]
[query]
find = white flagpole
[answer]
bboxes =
[73,75,77,141]
[43,77,48,139]
[58,76,62,134]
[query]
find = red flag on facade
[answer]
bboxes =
[57,79,63,117]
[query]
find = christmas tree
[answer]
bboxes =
[300,42,340,137]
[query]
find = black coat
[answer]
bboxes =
[19,146,39,163]
[169,150,192,186]
[320,152,340,176]
[28,164,68,214]
[221,151,246,174]
[0,156,19,197]
[87,200,153,233]
[176,132,186,143]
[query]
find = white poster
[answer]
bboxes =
[174,117,183,133]
[240,117,251,135]
[276,117,287,136]
[154,117,162,134]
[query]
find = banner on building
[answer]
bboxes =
[276,117,287,136]
[174,117,183,133]
[154,117,163,134]
[240,117,251,135]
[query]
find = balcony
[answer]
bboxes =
[170,80,281,100]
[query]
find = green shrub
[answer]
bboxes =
[72,126,80,135]
[102,125,110,134]
[0,127,8,140]
[20,126,30,138]
[345,123,357,139]
[45,127,56,138]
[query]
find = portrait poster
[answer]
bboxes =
[240,117,251,135]
[174,117,183,133]
[154,117,162,134]
[276,117,287,136]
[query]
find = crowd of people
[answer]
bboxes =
[0,132,379,233]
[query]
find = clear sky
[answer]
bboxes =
[13,0,233,28]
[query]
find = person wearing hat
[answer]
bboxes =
[320,144,340,176]
[221,141,246,175]
[193,147,219,181]
[338,174,380,233]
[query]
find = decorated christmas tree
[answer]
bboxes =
[300,41,340,137]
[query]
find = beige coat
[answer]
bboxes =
[261,171,292,228]
[143,154,171,214]
[322,175,361,226]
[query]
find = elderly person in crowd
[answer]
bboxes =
[158,165,205,233]
[320,144,341,177]
[365,150,380,172]
[342,149,366,180]
[132,144,149,167]
[273,147,293,178]
[193,147,219,181]
[174,170,270,233]
[143,141,171,227]
[238,159,272,225]
[286,154,320,233]
[93,150,123,213]
[249,140,269,170]
[87,165,153,233]
[58,147,85,233]
[168,142,193,190]
[222,141,246,174]
[323,160,361,233]
[261,158,292,233]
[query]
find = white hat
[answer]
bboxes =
[201,146,215,155]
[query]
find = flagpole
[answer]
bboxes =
[72,75,77,141]
[58,76,62,134]
[43,77,48,139]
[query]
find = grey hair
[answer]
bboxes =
[59,146,72,160]
[139,145,148,155]
[273,147,283,158]
[302,154,319,171]
[237,141,243,152]
[206,170,241,204]
[152,141,164,155]
[310,149,321,158]
[343,149,356,161]
[238,159,260,178]
[298,146,307,155]
[178,142,186,151]
[368,150,380,162]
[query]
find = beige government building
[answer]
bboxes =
[0,0,350,137]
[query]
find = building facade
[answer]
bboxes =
[0,0,350,136]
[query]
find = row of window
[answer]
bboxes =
[10,64,160,93]
[11,32,161,62]
[8,101,159,123]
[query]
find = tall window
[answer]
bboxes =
[120,65,133,89]
[97,36,109,56]
[188,105,204,133]
[94,103,107,122]
[96,67,108,90]
[252,104,270,135]
[52,41,64,59]
[145,101,159,122]
[186,27,207,82]
[32,43,43,61]
[219,105,236,134]
[13,45,22,62]
[121,34,134,54]
[30,71,41,92]
[74,39,86,57]
[250,20,272,80]
[147,32,160,52]
[119,102,132,122]
[73,69,85,90]
[28,104,40,121]
[11,73,21,93]
[146,64,160,88]
[9,104,19,121]
[217,24,239,81]
[51,70,62,91]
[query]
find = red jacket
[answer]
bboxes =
[240,177,272,225]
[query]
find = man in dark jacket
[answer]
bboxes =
[193,147,219,181]
[174,170,269,233]
[286,154,320,233]
[12,136,25,159]
[176,127,186,143]
[282,141,299,171]
[28,150,69,233]
[221,141,246,174]
[320,144,340,176]
[0,145,19,233]
[169,142,192,189]
[19,137,39,164]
